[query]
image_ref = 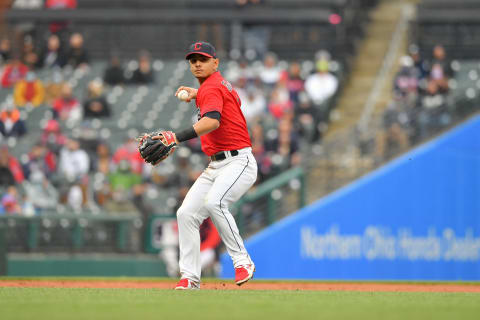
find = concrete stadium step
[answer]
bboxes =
[326,0,406,136]
[301,0,412,206]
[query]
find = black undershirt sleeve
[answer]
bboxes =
[175,127,198,143]
[203,111,221,121]
[176,111,221,143]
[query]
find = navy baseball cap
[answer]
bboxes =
[185,41,217,60]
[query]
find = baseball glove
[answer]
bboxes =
[138,130,177,165]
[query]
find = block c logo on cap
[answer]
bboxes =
[194,42,202,50]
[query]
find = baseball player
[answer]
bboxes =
[138,41,257,290]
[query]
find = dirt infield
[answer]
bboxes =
[1,280,480,292]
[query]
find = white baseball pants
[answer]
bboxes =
[176,147,257,283]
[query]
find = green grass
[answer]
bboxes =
[0,288,479,320]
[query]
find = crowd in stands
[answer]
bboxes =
[0,24,461,227]
[0,27,342,221]
[227,50,339,181]
[374,44,455,161]
[0,1,467,273]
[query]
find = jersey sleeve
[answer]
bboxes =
[197,87,224,116]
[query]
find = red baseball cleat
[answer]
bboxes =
[235,264,255,286]
[174,278,200,290]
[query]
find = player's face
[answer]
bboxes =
[188,54,219,80]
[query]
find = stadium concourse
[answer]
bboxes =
[0,0,479,278]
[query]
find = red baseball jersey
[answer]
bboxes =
[195,71,251,156]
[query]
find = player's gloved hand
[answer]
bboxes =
[137,130,177,165]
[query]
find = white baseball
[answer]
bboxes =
[177,89,189,101]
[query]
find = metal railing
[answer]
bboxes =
[0,213,141,253]
[233,166,305,235]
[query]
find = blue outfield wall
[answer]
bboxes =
[221,114,480,280]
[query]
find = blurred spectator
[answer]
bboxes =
[234,76,248,92]
[238,85,266,124]
[0,154,16,188]
[225,59,255,84]
[112,138,144,174]
[250,122,264,157]
[65,181,85,212]
[294,91,317,142]
[22,142,57,180]
[23,170,58,214]
[45,0,77,10]
[429,44,453,93]
[91,143,112,207]
[408,44,428,81]
[58,137,89,211]
[37,34,66,69]
[199,217,221,272]
[21,35,40,70]
[44,71,65,104]
[133,183,150,217]
[393,56,418,105]
[0,186,22,215]
[0,103,27,138]
[129,50,154,84]
[159,219,180,277]
[166,147,201,191]
[304,57,338,133]
[91,142,112,175]
[58,137,89,182]
[13,71,45,107]
[77,121,102,165]
[249,122,269,183]
[65,32,89,69]
[0,38,11,64]
[160,217,221,278]
[304,57,338,106]
[41,119,67,154]
[285,61,304,104]
[1,56,28,88]
[51,83,81,122]
[0,145,24,185]
[45,0,77,34]
[103,159,142,216]
[419,80,448,111]
[264,118,301,175]
[83,80,111,118]
[417,80,450,138]
[258,52,282,90]
[103,54,125,86]
[268,79,293,120]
